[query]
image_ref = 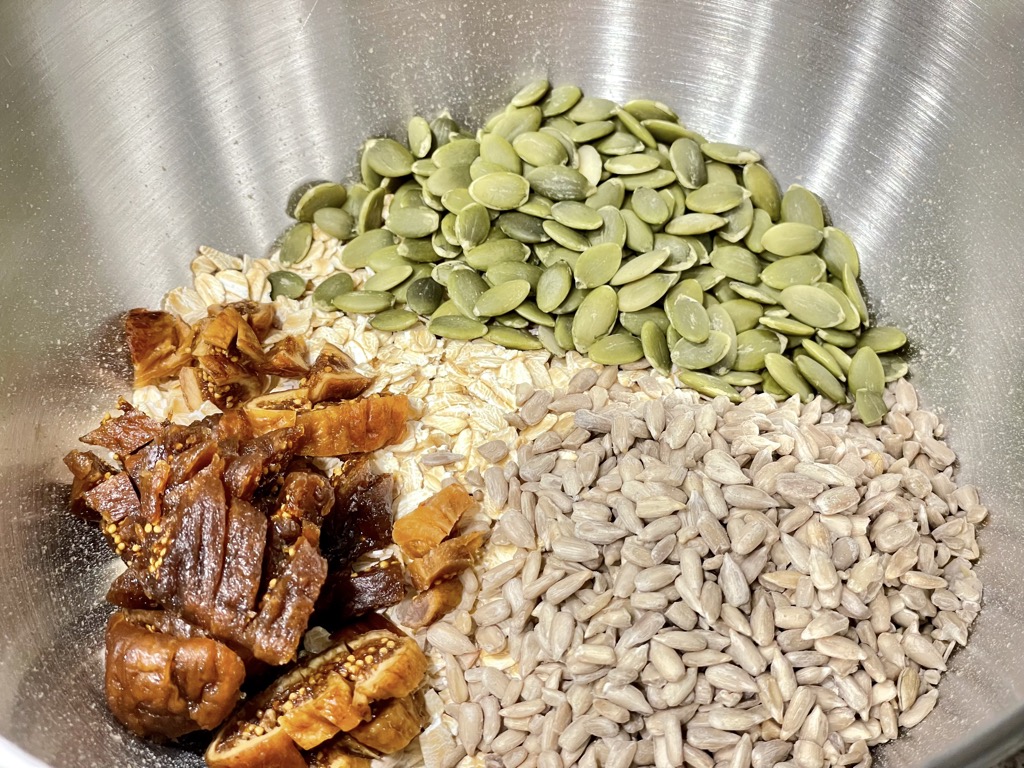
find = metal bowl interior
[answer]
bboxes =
[1,1,1023,767]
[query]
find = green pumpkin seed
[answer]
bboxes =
[668,138,707,190]
[706,303,738,371]
[341,183,368,219]
[588,333,644,365]
[620,209,655,253]
[718,199,754,243]
[576,144,604,187]
[880,354,909,382]
[671,330,731,370]
[667,295,711,344]
[280,222,313,265]
[741,164,781,220]
[447,268,489,317]
[856,325,905,354]
[779,285,845,328]
[492,106,543,142]
[621,169,677,190]
[454,202,491,251]
[679,266,724,291]
[367,245,406,271]
[572,285,619,352]
[822,342,853,374]
[795,355,847,403]
[620,308,670,336]
[428,314,488,340]
[800,339,846,380]
[365,138,414,178]
[855,388,888,426]
[360,146,383,188]
[554,286,591,315]
[721,371,763,387]
[364,264,413,292]
[518,194,553,218]
[604,153,660,175]
[760,254,827,290]
[358,187,386,232]
[713,282,742,303]
[430,299,462,319]
[541,220,589,252]
[293,182,347,222]
[848,347,886,395]
[587,178,626,210]
[420,187,446,211]
[477,324,541,351]
[440,187,474,214]
[398,237,442,263]
[570,120,616,144]
[513,131,568,167]
[720,299,764,332]
[535,244,577,269]
[313,207,355,240]
[764,352,814,401]
[567,96,618,122]
[470,158,509,181]
[494,212,546,243]
[617,273,678,312]
[817,328,859,348]
[842,264,869,325]
[628,187,668,226]
[411,158,438,178]
[641,321,672,375]
[538,325,566,355]
[729,281,781,305]
[468,171,531,211]
[781,184,825,229]
[593,131,644,157]
[526,166,591,201]
[701,142,760,165]
[820,226,860,279]
[656,234,700,271]
[486,261,543,290]
[479,133,522,175]
[705,162,738,185]
[761,222,824,256]
[405,277,445,315]
[664,213,726,236]
[267,270,306,300]
[744,208,773,253]
[623,99,677,122]
[391,182,427,212]
[312,273,355,309]
[817,282,862,332]
[426,165,474,198]
[645,120,706,144]
[342,229,395,269]
[667,326,681,347]
[387,206,440,239]
[473,279,531,318]
[407,116,433,158]
[511,78,550,107]
[677,370,742,403]
[393,264,432,303]
[370,308,419,332]
[550,201,604,231]
[554,314,574,349]
[611,248,671,286]
[612,109,654,148]
[670,278,704,305]
[439,213,460,247]
[685,183,747,214]
[735,329,784,371]
[710,245,761,284]
[575,243,623,289]
[333,290,395,314]
[464,239,530,270]
[541,84,583,116]
[513,300,554,327]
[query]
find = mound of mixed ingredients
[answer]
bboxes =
[64,80,985,768]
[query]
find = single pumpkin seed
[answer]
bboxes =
[621,168,676,190]
[577,144,604,186]
[623,99,678,122]
[398,237,442,263]
[478,324,542,351]
[800,339,846,380]
[656,234,700,271]
[761,222,824,256]
[761,254,827,289]
[312,273,355,309]
[848,347,886,394]
[780,285,845,328]
[685,183,748,214]
[518,193,553,218]
[817,282,863,332]
[393,264,432,303]
[313,207,355,240]
[631,187,671,226]
[795,355,848,403]
[486,261,543,290]
[745,207,773,253]
[567,96,618,122]
[511,78,550,107]
[358,187,386,232]
[729,280,781,305]
[495,211,546,243]
[611,248,671,286]
[470,157,507,181]
[670,278,704,304]
[554,314,574,349]
[858,326,907,353]
[411,158,438,177]
[645,120,706,144]
[842,264,870,325]
[469,172,531,211]
[683,266,726,290]
[855,388,888,427]
[492,106,543,142]
[406,277,446,315]
[735,329,784,371]
[817,328,859,347]
[722,371,763,387]
[294,182,347,222]
[587,178,626,210]
[575,243,623,289]
[440,187,475,214]
[428,314,488,340]
[407,116,433,158]
[671,330,731,370]
[430,299,462,319]
[551,201,604,231]
[431,260,468,288]
[710,244,761,284]
[720,299,764,333]
[360,147,382,188]
[535,262,573,313]
[701,142,761,165]
[541,84,583,116]
[447,268,489,317]
[742,164,781,220]
[513,300,555,327]
[553,284,589,315]
[713,281,742,303]
[367,245,408,271]
[370,308,419,332]
[455,202,491,251]
[526,165,591,201]
[781,184,825,229]
[820,226,860,279]
[474,279,531,318]
[641,321,672,375]
[430,113,461,147]
[426,165,474,198]
[538,325,566,355]
[620,209,654,253]
[589,333,645,365]
[707,302,738,371]
[718,198,754,243]
[341,183,368,219]
[479,133,522,174]
[764,352,814,401]
[595,129,645,156]
[365,138,414,177]
[669,138,707,190]
[513,131,568,167]
[677,370,742,402]
[665,213,727,236]
[880,354,909,382]
[604,153,661,175]
[387,206,440,239]
[464,239,530,270]
[364,264,414,292]
[279,222,314,265]
[267,270,306,300]
[342,229,395,269]
[620,308,670,336]
[667,295,711,343]
[572,285,619,352]
[570,120,617,144]
[821,342,853,375]
[332,290,395,314]
[705,161,738,185]
[617,272,679,312]
[544,220,592,251]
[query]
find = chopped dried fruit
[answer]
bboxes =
[124,309,194,387]
[316,559,406,627]
[296,395,411,457]
[306,345,371,403]
[63,449,116,521]
[105,610,245,740]
[347,692,428,755]
[321,473,394,570]
[394,579,463,630]
[392,483,474,558]
[82,472,141,526]
[307,739,373,768]
[80,399,162,457]
[242,389,309,434]
[257,336,310,378]
[406,531,487,591]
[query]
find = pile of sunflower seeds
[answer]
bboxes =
[265,79,909,409]
[421,369,982,768]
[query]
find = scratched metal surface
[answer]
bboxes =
[1,1,1023,766]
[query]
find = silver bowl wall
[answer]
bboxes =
[1,1,1022,766]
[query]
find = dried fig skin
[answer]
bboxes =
[406,531,487,591]
[394,579,463,630]
[305,345,371,403]
[124,308,195,387]
[392,483,474,558]
[295,395,412,457]
[347,692,428,755]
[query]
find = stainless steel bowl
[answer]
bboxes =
[2,1,1023,766]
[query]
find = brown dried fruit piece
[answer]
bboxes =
[316,559,406,628]
[392,483,474,558]
[321,471,394,570]
[257,336,310,378]
[104,610,245,740]
[306,738,373,768]
[306,345,372,403]
[80,399,163,458]
[124,309,195,387]
[295,395,412,457]
[406,531,487,592]
[394,579,464,630]
[63,450,116,520]
[243,389,311,434]
[347,691,428,755]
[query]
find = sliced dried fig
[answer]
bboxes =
[258,336,310,378]
[242,389,309,435]
[406,531,486,591]
[80,399,162,458]
[394,579,463,630]
[348,691,428,755]
[296,395,411,457]
[392,483,473,558]
[63,450,115,521]
[306,345,371,403]
[124,308,194,387]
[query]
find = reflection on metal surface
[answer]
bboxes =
[1,1,1023,767]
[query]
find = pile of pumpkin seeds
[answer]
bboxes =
[269,79,908,422]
